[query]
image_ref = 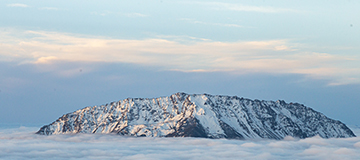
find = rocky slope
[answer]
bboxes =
[37,92,356,139]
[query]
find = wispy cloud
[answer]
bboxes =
[7,3,29,8]
[188,2,300,13]
[180,18,243,28]
[90,11,110,16]
[39,7,59,11]
[123,13,149,17]
[0,30,359,85]
[153,34,212,42]
[91,11,148,17]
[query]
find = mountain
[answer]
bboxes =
[37,92,356,139]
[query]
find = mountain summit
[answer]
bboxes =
[37,92,355,139]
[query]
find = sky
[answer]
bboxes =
[0,126,359,159]
[0,0,359,126]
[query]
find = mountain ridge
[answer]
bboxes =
[37,92,356,139]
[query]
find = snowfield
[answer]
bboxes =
[0,126,359,160]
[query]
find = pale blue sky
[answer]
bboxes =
[0,0,359,125]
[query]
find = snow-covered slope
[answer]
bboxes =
[37,93,355,139]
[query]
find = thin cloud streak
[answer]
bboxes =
[123,13,149,17]
[180,18,243,28]
[39,7,59,11]
[91,11,149,17]
[6,3,29,8]
[0,30,359,85]
[186,2,301,13]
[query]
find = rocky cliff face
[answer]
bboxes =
[37,92,356,139]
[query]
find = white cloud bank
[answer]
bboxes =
[0,30,359,85]
[0,127,359,159]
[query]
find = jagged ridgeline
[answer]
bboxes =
[37,92,356,139]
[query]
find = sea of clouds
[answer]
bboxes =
[0,126,359,160]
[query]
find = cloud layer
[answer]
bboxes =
[0,127,359,159]
[0,30,359,85]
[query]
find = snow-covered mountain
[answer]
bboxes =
[37,92,355,139]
